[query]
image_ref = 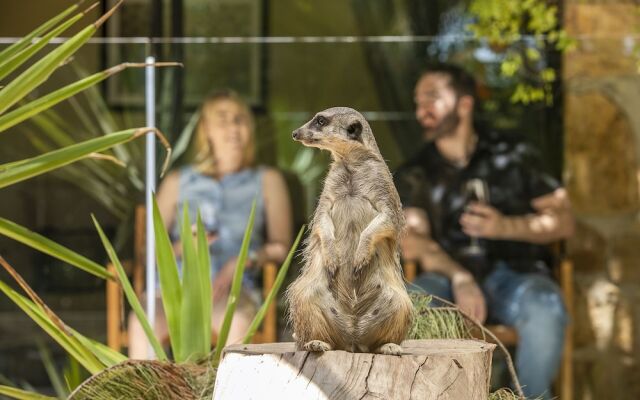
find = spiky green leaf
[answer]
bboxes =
[196,212,213,353]
[0,217,113,280]
[243,225,305,344]
[0,281,104,374]
[0,12,85,82]
[0,385,56,400]
[92,216,168,360]
[0,1,81,61]
[0,128,150,189]
[177,204,207,362]
[212,198,256,366]
[152,196,182,360]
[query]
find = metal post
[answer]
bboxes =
[145,55,157,359]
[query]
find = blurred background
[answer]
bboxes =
[0,0,638,398]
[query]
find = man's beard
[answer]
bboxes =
[423,108,461,141]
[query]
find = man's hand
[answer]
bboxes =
[212,257,238,302]
[460,202,506,239]
[451,272,487,323]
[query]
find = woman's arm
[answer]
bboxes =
[256,168,293,265]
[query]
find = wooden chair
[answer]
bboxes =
[403,252,574,400]
[106,206,279,352]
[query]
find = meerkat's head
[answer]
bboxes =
[292,107,380,155]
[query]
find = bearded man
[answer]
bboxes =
[393,63,574,400]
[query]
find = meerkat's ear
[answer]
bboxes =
[346,121,363,140]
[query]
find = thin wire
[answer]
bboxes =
[0,33,637,45]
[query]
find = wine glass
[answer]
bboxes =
[460,178,490,256]
[198,202,219,237]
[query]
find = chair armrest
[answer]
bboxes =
[403,260,418,282]
[260,261,278,343]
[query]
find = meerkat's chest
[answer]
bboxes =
[322,166,382,230]
[324,167,375,198]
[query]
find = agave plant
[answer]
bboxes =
[0,2,304,399]
[17,66,201,224]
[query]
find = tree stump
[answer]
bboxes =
[213,339,496,400]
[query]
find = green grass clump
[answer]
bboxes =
[68,359,216,400]
[407,292,472,340]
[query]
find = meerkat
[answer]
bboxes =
[286,107,413,355]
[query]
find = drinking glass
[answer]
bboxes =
[460,178,490,256]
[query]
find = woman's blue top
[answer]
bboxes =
[170,165,266,288]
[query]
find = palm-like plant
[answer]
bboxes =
[0,2,303,399]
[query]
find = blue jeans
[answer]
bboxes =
[411,263,568,400]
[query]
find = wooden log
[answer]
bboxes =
[213,339,496,400]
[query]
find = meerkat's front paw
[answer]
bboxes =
[352,251,371,275]
[375,343,403,356]
[325,257,340,278]
[303,340,333,352]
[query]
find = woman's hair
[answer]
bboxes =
[193,89,256,175]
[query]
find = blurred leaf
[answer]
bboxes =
[212,199,256,366]
[0,1,82,61]
[0,217,113,280]
[0,2,121,114]
[0,280,104,373]
[92,215,168,360]
[152,196,182,359]
[71,330,127,367]
[0,385,56,400]
[541,68,556,83]
[0,128,155,189]
[0,63,169,134]
[196,212,213,355]
[243,225,305,344]
[62,356,83,395]
[525,47,540,62]
[169,110,200,169]
[37,341,68,399]
[0,11,85,82]
[178,203,207,362]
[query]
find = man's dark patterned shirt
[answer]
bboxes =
[393,130,560,279]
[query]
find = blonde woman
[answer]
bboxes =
[128,90,293,359]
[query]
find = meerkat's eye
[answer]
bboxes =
[316,116,327,127]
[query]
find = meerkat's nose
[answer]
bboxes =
[292,129,300,140]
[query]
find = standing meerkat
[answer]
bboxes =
[286,107,413,355]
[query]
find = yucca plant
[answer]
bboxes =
[17,67,201,225]
[0,2,304,399]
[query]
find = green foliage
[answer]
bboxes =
[0,217,113,280]
[0,279,105,374]
[0,1,80,61]
[178,206,211,362]
[489,388,520,400]
[37,341,69,399]
[0,9,85,82]
[152,196,184,359]
[0,386,56,400]
[92,215,169,361]
[0,128,164,189]
[67,360,216,400]
[212,200,257,367]
[62,357,87,397]
[407,292,472,340]
[467,0,576,104]
[243,225,305,344]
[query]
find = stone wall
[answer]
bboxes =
[563,2,640,398]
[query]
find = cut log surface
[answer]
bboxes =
[213,339,496,400]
